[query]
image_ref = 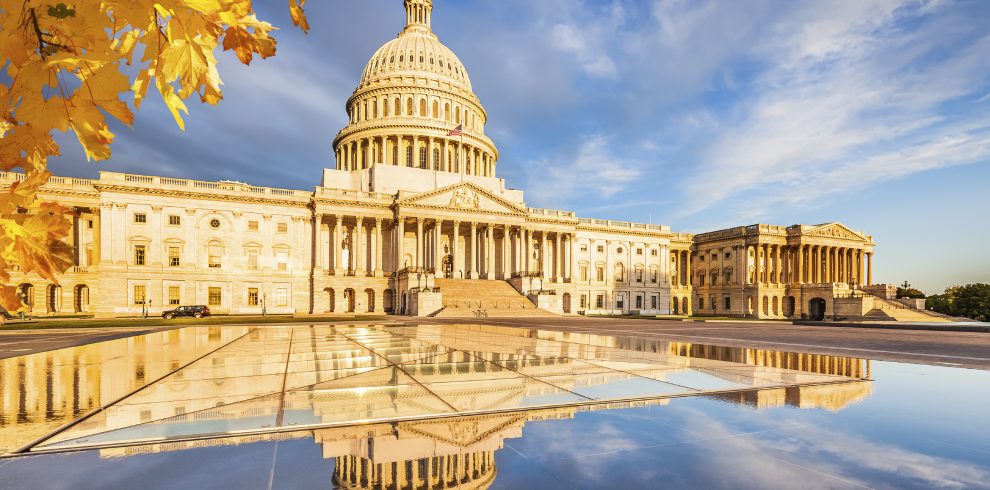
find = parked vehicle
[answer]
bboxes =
[162,305,211,319]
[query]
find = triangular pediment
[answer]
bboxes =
[803,223,868,241]
[398,182,527,216]
[397,413,526,447]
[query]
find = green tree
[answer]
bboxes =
[926,284,990,321]
[896,287,926,299]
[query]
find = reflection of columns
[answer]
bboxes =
[866,252,873,285]
[334,216,343,276]
[374,218,383,277]
[469,222,478,279]
[415,217,424,268]
[355,217,365,275]
[452,221,461,278]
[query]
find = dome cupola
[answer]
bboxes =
[332,0,499,178]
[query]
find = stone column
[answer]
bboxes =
[774,245,781,285]
[452,221,461,278]
[334,216,344,276]
[796,245,804,284]
[469,222,478,279]
[540,231,548,279]
[486,225,495,278]
[564,234,572,282]
[866,252,873,285]
[313,213,324,271]
[374,218,383,277]
[92,208,102,265]
[355,217,365,275]
[555,234,563,283]
[434,219,443,278]
[500,226,509,279]
[415,217,424,269]
[396,217,406,270]
[521,227,529,274]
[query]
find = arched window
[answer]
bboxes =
[419,147,427,169]
[432,148,440,170]
[407,98,414,116]
[614,263,625,282]
[444,103,450,121]
[419,99,426,117]
[711,269,718,285]
[384,99,389,116]
[362,101,368,121]
[394,98,400,116]
[405,145,413,167]
[432,101,439,119]
[392,145,398,166]
[373,100,378,118]
[455,107,460,124]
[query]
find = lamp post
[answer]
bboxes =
[262,292,267,317]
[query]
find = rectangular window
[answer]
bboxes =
[636,269,643,282]
[277,222,288,233]
[637,249,643,255]
[208,247,222,268]
[276,287,288,307]
[133,285,146,305]
[208,287,222,306]
[168,247,180,267]
[248,221,259,232]
[725,252,731,259]
[636,296,643,309]
[699,297,705,309]
[596,267,604,282]
[651,270,658,283]
[596,294,604,309]
[134,245,146,266]
[248,288,259,306]
[168,215,181,226]
[276,251,288,271]
[580,245,588,252]
[616,296,624,309]
[168,286,180,305]
[580,294,588,308]
[597,245,604,253]
[580,265,588,282]
[651,295,658,309]
[651,250,658,256]
[133,213,147,224]
[724,296,731,310]
[247,249,259,270]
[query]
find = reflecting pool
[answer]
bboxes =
[0,323,987,489]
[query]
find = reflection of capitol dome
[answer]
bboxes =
[333,0,499,177]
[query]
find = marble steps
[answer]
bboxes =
[433,279,556,318]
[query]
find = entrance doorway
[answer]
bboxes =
[442,254,453,278]
[562,293,571,314]
[809,297,827,321]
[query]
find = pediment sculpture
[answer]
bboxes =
[449,188,481,209]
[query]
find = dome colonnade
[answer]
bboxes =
[333,0,499,178]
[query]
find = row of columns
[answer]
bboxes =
[675,243,873,288]
[395,217,574,282]
[314,214,384,277]
[336,135,495,177]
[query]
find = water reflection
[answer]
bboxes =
[0,326,249,455]
[1,324,871,457]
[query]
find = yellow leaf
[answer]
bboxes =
[1,170,51,214]
[67,96,115,161]
[132,68,153,109]
[0,285,25,314]
[83,65,135,126]
[157,79,188,130]
[289,0,310,34]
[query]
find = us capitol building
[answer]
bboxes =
[3,0,882,320]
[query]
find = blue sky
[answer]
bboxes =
[45,0,990,293]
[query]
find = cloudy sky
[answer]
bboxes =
[47,0,990,293]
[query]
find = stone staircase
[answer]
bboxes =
[431,279,557,318]
[864,297,954,323]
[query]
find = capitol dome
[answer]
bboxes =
[333,0,499,178]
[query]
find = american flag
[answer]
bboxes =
[447,124,463,137]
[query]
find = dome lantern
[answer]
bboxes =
[404,0,432,33]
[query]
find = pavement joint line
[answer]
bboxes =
[472,319,990,363]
